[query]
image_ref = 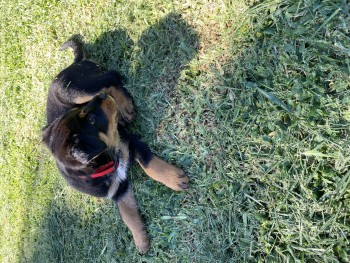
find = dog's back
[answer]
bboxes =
[46,36,120,124]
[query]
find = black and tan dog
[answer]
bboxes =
[42,35,189,253]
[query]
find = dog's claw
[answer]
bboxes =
[178,181,189,190]
[175,171,189,191]
[136,243,149,254]
[177,171,187,178]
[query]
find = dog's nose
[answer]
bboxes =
[98,92,107,99]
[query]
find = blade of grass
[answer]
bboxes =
[311,8,341,38]
[256,87,293,114]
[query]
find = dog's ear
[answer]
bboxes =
[41,118,66,152]
[71,134,107,164]
[42,124,51,147]
[42,119,60,149]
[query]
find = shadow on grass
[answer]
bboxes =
[131,13,199,144]
[24,12,199,262]
[87,13,199,144]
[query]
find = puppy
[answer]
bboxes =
[42,35,189,253]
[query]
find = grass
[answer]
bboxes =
[1,0,350,262]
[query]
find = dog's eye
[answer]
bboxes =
[88,114,95,125]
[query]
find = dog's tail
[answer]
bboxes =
[60,35,85,63]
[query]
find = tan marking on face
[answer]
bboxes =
[137,156,189,191]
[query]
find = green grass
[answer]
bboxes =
[1,0,350,262]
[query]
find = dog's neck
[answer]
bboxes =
[90,149,118,169]
[71,150,120,179]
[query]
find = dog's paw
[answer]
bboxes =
[134,232,149,254]
[120,99,135,123]
[168,168,189,191]
[103,86,135,125]
[138,156,190,191]
[176,170,190,190]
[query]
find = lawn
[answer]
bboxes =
[1,0,350,262]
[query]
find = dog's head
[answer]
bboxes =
[42,92,119,169]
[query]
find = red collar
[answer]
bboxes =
[80,161,118,179]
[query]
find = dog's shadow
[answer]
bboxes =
[86,13,199,144]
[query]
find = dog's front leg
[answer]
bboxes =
[131,138,189,191]
[114,189,149,253]
[102,85,135,125]
[138,156,189,191]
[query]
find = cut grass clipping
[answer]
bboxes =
[1,0,350,262]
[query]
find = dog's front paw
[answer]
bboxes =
[120,99,135,123]
[103,86,135,125]
[167,167,189,191]
[138,156,189,191]
[176,169,190,190]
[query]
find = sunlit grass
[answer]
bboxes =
[1,0,350,262]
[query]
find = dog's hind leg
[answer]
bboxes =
[114,189,149,253]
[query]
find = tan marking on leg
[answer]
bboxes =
[117,190,149,253]
[138,156,189,191]
[73,95,94,104]
[103,87,134,124]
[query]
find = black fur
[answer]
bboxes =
[43,35,153,200]
[43,35,189,253]
[118,127,153,166]
[111,179,130,202]
[46,35,127,124]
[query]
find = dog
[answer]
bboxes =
[42,35,189,253]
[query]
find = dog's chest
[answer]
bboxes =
[106,157,129,199]
[116,158,128,181]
